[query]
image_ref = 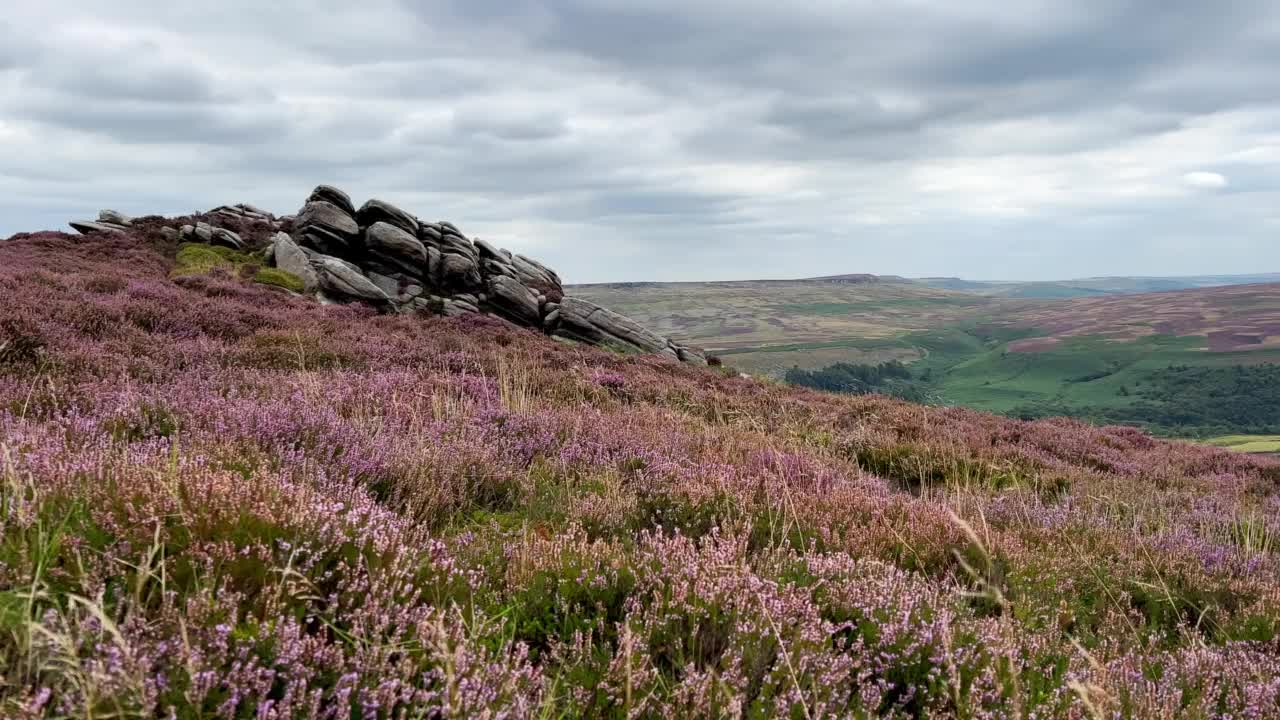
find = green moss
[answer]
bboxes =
[171,242,260,280]
[253,267,305,293]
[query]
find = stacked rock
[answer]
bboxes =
[69,185,705,364]
[175,222,246,251]
[68,209,134,235]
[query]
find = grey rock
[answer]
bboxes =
[69,220,126,235]
[312,254,391,304]
[357,199,418,236]
[364,222,427,277]
[485,275,541,326]
[443,298,479,316]
[307,185,356,216]
[554,297,672,355]
[297,225,354,257]
[675,345,708,365]
[297,200,358,236]
[97,209,132,226]
[513,254,564,299]
[472,237,505,261]
[439,252,482,290]
[542,309,561,331]
[194,222,214,243]
[366,271,401,299]
[211,228,244,251]
[419,224,443,247]
[295,201,359,255]
[482,258,517,279]
[160,227,179,242]
[437,233,478,261]
[271,233,319,293]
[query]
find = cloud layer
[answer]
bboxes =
[2,1,1278,281]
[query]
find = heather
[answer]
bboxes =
[1,232,1279,718]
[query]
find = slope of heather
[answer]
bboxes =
[2,231,1280,717]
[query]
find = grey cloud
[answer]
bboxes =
[2,0,1279,282]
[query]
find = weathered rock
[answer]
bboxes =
[439,237,479,264]
[295,201,359,256]
[69,221,126,235]
[160,227,179,242]
[307,185,356,216]
[438,252,482,291]
[312,254,391,304]
[482,258,517,280]
[193,222,214,243]
[363,222,427,278]
[98,209,132,226]
[270,232,319,293]
[555,297,674,357]
[366,271,402,299]
[675,345,708,365]
[357,199,418,236]
[485,275,542,326]
[472,238,505,262]
[513,254,564,301]
[211,228,244,251]
[443,298,479,316]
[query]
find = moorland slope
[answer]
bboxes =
[1,222,1279,716]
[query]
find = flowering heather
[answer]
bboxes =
[1,231,1279,718]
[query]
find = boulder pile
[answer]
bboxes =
[68,186,706,364]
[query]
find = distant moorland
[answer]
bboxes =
[574,274,1280,439]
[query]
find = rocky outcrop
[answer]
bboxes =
[295,201,359,256]
[270,232,319,293]
[550,297,678,359]
[68,209,134,235]
[67,185,705,364]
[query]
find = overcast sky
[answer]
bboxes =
[2,1,1278,282]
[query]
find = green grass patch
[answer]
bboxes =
[1200,435,1280,453]
[171,242,303,293]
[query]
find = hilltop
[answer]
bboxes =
[1,213,1279,716]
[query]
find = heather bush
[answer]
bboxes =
[1,232,1278,717]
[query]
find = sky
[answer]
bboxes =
[1,1,1278,283]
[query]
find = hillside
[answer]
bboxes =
[575,277,1280,437]
[2,216,1280,716]
[915,273,1280,299]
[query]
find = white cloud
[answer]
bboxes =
[1182,171,1228,189]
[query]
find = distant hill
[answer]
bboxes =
[915,273,1280,298]
[574,275,1280,436]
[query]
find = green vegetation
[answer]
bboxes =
[1202,435,1280,453]
[1008,363,1280,437]
[172,242,304,293]
[252,266,306,292]
[785,360,932,402]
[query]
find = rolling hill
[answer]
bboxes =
[573,276,1280,437]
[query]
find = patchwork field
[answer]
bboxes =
[572,277,1280,436]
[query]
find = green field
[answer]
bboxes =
[573,276,1280,437]
[1202,435,1280,453]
